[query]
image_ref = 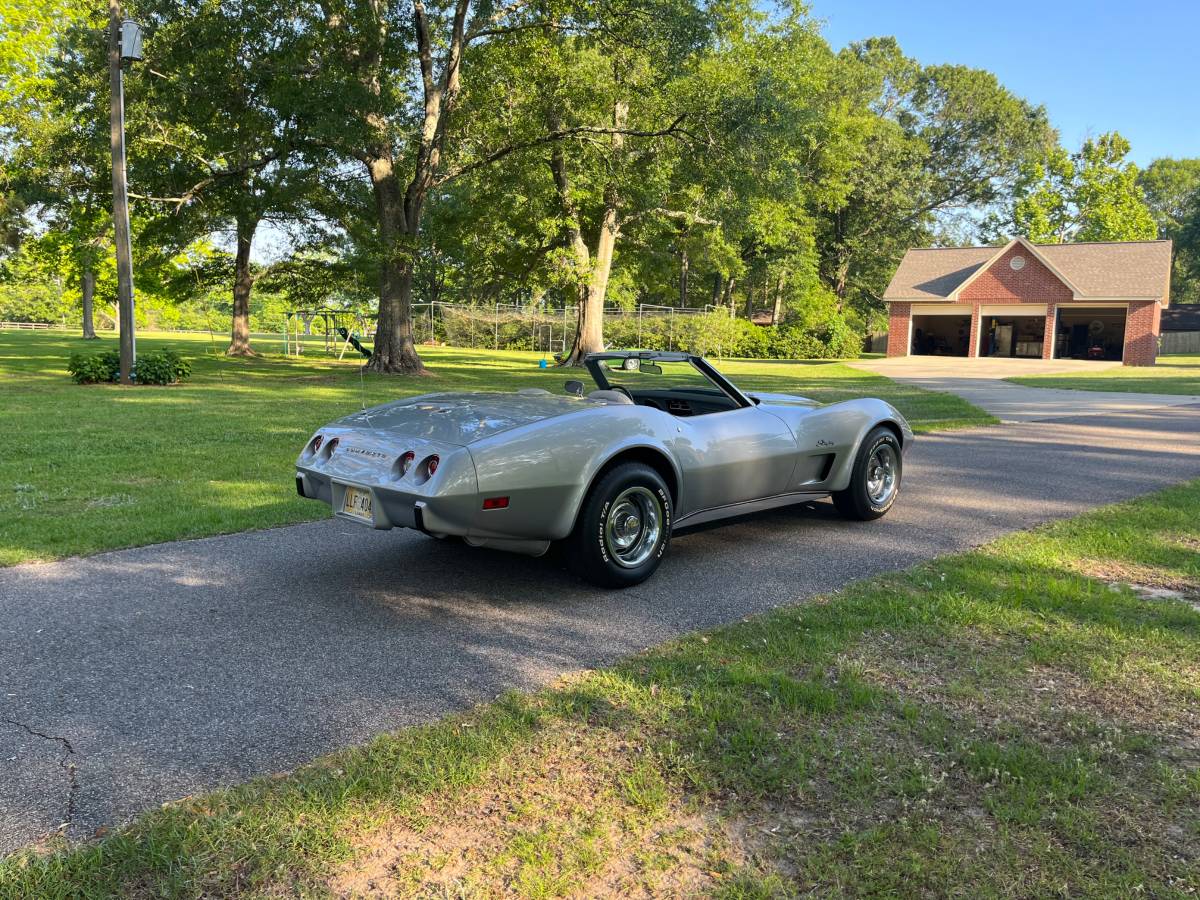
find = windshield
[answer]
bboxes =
[585,356,746,417]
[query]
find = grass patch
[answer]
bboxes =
[3,481,1198,897]
[0,330,993,566]
[1007,353,1200,395]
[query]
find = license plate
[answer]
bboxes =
[341,486,374,522]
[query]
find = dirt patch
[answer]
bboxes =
[848,630,1199,744]
[1072,558,1200,597]
[1174,535,1200,553]
[326,727,750,898]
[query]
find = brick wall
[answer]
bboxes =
[967,305,980,357]
[1042,303,1058,360]
[1123,301,1161,366]
[959,245,1074,305]
[886,303,911,357]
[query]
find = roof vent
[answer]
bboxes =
[1009,255,1027,271]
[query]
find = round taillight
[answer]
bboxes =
[399,450,416,475]
[326,437,340,454]
[310,434,323,453]
[426,455,440,476]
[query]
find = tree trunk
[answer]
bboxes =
[81,268,98,339]
[678,248,688,307]
[771,272,786,325]
[551,131,594,366]
[366,156,427,375]
[832,252,849,313]
[227,215,257,356]
[562,100,627,367]
[723,275,736,314]
[711,272,721,306]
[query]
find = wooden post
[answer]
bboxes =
[108,0,136,383]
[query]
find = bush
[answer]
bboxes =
[767,325,825,359]
[819,317,864,359]
[135,348,191,385]
[66,347,191,385]
[67,349,120,384]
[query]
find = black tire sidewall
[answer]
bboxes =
[572,463,672,587]
[838,428,902,519]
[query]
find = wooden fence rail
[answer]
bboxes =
[1160,331,1200,355]
[0,321,64,330]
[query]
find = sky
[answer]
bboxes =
[816,0,1199,166]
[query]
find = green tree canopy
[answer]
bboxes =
[1009,132,1157,244]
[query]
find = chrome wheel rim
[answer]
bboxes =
[866,444,898,505]
[604,486,663,568]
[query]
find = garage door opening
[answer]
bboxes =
[1054,307,1126,362]
[911,315,971,356]
[979,315,1045,358]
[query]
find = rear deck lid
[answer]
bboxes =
[332,391,587,445]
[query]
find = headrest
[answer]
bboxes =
[587,389,634,405]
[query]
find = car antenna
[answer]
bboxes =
[359,355,373,425]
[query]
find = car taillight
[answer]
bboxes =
[426,455,440,476]
[326,437,340,454]
[399,450,415,475]
[482,496,509,510]
[310,434,323,453]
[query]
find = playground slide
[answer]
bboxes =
[337,327,372,359]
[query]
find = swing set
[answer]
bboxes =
[283,309,376,360]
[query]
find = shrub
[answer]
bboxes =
[819,317,864,359]
[767,325,825,359]
[67,349,120,384]
[729,319,771,358]
[135,348,191,385]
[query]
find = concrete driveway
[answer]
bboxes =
[3,403,1200,853]
[853,356,1200,423]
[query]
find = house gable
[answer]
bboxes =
[958,242,1074,304]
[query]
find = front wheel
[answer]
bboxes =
[569,463,672,588]
[832,426,902,520]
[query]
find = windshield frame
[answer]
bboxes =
[583,352,753,410]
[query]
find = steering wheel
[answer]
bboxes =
[611,385,634,402]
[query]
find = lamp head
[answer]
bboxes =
[120,20,144,63]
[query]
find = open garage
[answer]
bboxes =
[1054,306,1127,362]
[911,309,971,356]
[978,308,1046,359]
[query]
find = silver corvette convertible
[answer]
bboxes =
[295,351,912,587]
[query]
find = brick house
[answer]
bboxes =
[882,237,1173,366]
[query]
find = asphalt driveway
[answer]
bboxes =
[3,404,1200,852]
[853,356,1200,422]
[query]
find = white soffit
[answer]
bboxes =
[978,304,1049,317]
[911,303,973,315]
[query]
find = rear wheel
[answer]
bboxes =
[569,463,672,588]
[832,426,902,520]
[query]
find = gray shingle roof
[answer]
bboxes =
[883,239,1173,302]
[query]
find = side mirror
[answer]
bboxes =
[564,379,584,397]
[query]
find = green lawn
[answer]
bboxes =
[1008,353,1200,395]
[0,330,993,567]
[4,482,1197,897]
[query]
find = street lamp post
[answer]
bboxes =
[107,5,143,384]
